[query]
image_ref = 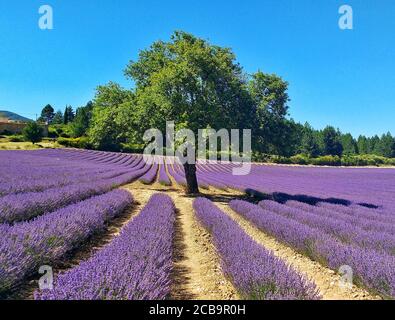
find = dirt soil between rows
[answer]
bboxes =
[123,181,239,300]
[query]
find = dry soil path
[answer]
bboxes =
[123,181,238,300]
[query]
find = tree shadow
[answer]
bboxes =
[245,188,380,209]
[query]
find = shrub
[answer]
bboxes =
[0,130,13,136]
[386,158,395,166]
[49,125,73,138]
[57,137,92,149]
[8,135,25,142]
[120,143,144,154]
[271,156,292,164]
[48,127,59,138]
[22,122,43,144]
[311,155,341,166]
[289,154,310,165]
[341,155,388,167]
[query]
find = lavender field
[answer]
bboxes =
[0,149,394,300]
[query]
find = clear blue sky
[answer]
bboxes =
[0,0,394,137]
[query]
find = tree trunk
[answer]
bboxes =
[183,162,200,194]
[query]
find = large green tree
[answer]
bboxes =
[248,71,290,155]
[321,126,343,156]
[377,132,395,158]
[63,105,75,124]
[357,135,370,154]
[341,133,358,155]
[71,101,94,137]
[52,110,63,125]
[125,31,253,193]
[39,104,55,124]
[89,82,134,150]
[301,122,321,157]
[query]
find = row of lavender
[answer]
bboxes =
[5,149,392,224]
[0,150,152,224]
[229,200,395,298]
[193,161,395,212]
[193,198,320,300]
[0,190,133,295]
[35,194,175,300]
[9,150,393,215]
[169,159,395,213]
[32,193,320,300]
[171,159,395,298]
[0,149,151,195]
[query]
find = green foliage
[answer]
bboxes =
[119,143,145,153]
[52,110,64,125]
[249,71,290,155]
[38,104,55,124]
[63,105,75,125]
[48,124,72,138]
[289,154,310,165]
[88,82,134,150]
[57,137,92,149]
[311,155,341,166]
[0,130,13,136]
[9,135,25,142]
[300,123,321,157]
[321,126,343,156]
[70,101,93,138]
[252,153,395,167]
[47,126,59,138]
[340,133,358,155]
[376,132,395,158]
[342,154,391,167]
[22,122,43,144]
[129,31,252,136]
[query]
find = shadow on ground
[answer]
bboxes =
[245,188,380,209]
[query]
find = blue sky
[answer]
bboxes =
[0,0,394,137]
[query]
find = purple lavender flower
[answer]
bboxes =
[34,193,175,300]
[0,189,133,295]
[193,197,320,300]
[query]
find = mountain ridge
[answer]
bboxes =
[0,110,32,122]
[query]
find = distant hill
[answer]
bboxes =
[0,111,32,122]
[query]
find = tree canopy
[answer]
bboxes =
[39,104,55,124]
[125,31,253,135]
[63,106,75,125]
[51,30,393,173]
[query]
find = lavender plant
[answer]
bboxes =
[193,197,320,300]
[0,189,133,295]
[35,193,175,300]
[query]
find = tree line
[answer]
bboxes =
[282,122,395,159]
[34,30,394,182]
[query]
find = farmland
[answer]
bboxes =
[0,149,394,300]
